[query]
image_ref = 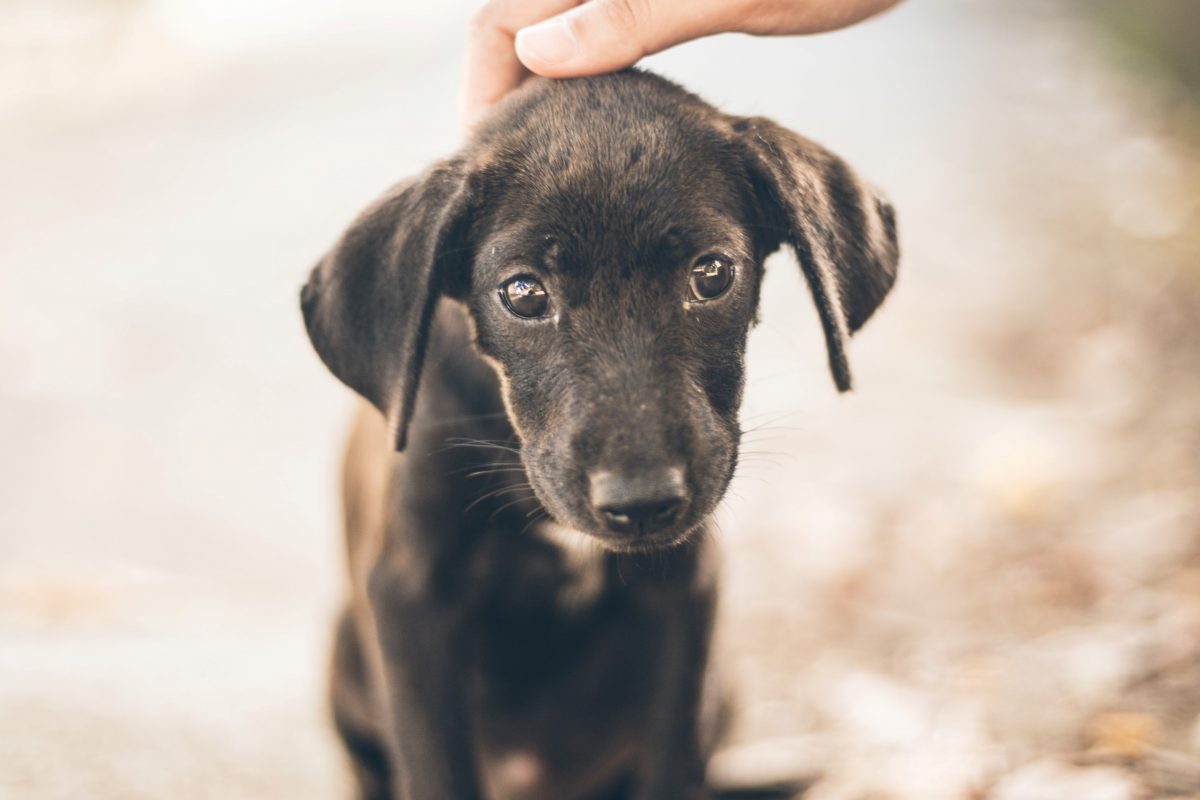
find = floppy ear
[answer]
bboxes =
[301,159,472,450]
[733,116,899,391]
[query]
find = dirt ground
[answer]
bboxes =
[2,1,1198,798]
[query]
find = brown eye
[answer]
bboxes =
[500,275,550,318]
[688,256,734,301]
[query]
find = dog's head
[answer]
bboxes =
[302,71,898,551]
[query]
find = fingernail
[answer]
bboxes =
[516,19,579,67]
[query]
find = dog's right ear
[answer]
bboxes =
[301,159,472,451]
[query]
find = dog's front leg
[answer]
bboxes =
[633,543,718,800]
[367,554,482,800]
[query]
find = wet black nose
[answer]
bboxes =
[589,466,687,536]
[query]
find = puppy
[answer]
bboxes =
[302,69,898,800]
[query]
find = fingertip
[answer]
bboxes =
[514,19,582,74]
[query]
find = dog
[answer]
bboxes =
[301,69,898,800]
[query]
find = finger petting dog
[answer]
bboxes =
[301,68,898,800]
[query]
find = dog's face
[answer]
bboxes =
[464,118,762,548]
[302,71,898,551]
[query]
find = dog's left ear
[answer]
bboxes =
[301,159,473,450]
[732,116,899,391]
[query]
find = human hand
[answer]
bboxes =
[463,0,902,126]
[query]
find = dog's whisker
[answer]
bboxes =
[437,443,523,461]
[461,466,529,480]
[615,555,631,586]
[443,453,522,470]
[441,441,522,456]
[519,510,550,537]
[729,463,773,487]
[739,407,798,421]
[739,423,806,438]
[738,408,786,421]
[445,458,522,472]
[488,491,539,521]
[738,448,795,461]
[730,473,770,487]
[442,435,521,448]
[464,483,533,514]
[708,516,728,541]
[736,448,781,461]
[732,458,779,473]
[739,414,805,435]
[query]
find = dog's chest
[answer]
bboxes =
[464,524,658,800]
[463,520,656,698]
[467,521,611,641]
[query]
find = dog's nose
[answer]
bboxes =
[589,466,687,536]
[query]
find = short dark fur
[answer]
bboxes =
[302,70,897,800]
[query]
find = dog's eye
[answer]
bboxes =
[688,256,734,301]
[500,276,550,318]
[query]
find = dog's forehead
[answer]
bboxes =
[477,77,742,190]
[472,72,736,163]
[469,78,753,276]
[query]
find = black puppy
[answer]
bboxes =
[302,70,898,800]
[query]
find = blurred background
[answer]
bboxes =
[1,1,1198,798]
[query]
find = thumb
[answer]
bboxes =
[515,0,729,77]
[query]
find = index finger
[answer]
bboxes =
[462,0,582,129]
